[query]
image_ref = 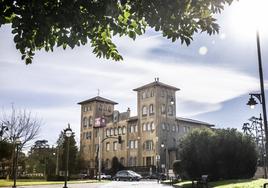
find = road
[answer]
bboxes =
[4,180,174,188]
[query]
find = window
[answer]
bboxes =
[172,125,176,132]
[120,157,125,165]
[142,92,146,99]
[146,123,151,131]
[106,129,110,137]
[106,142,110,151]
[105,159,110,169]
[161,89,165,97]
[129,140,134,149]
[114,128,118,136]
[166,123,170,131]
[149,104,154,114]
[161,104,166,114]
[183,126,187,133]
[151,122,155,130]
[134,140,138,148]
[130,125,134,133]
[118,127,122,135]
[162,123,166,130]
[143,123,146,131]
[134,124,138,132]
[83,117,88,128]
[86,132,91,139]
[142,106,147,116]
[89,116,93,126]
[83,106,87,112]
[110,128,114,136]
[168,105,173,116]
[122,126,126,134]
[113,141,118,150]
[177,125,180,132]
[150,89,154,97]
[144,140,153,150]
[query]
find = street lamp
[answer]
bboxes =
[63,124,72,188]
[161,142,169,179]
[12,137,21,188]
[246,30,268,179]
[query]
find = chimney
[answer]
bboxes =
[127,107,131,117]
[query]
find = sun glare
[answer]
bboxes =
[229,0,268,38]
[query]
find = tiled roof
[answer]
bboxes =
[176,117,214,127]
[78,96,118,105]
[133,81,180,91]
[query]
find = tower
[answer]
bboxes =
[133,78,180,167]
[78,96,117,167]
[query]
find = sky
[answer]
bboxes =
[1,0,268,148]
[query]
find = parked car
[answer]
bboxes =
[113,170,142,181]
[94,173,112,180]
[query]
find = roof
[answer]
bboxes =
[176,117,214,127]
[78,96,118,105]
[127,116,138,122]
[133,81,180,91]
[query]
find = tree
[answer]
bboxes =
[0,0,235,64]
[109,156,125,176]
[0,105,41,178]
[1,105,41,148]
[178,128,257,180]
[56,130,78,176]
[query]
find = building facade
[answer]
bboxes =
[78,79,213,174]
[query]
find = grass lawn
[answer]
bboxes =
[0,179,107,187]
[175,178,268,188]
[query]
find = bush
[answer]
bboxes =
[177,128,257,181]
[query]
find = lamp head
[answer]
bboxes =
[64,123,72,138]
[247,96,258,109]
[161,142,165,148]
[15,137,21,145]
[170,97,175,105]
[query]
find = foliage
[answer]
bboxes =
[109,156,125,176]
[178,128,257,180]
[0,140,12,160]
[25,140,56,179]
[0,0,235,64]
[56,130,78,175]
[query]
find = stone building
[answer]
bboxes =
[78,79,213,174]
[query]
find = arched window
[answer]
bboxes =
[134,124,138,132]
[161,104,166,114]
[106,129,110,137]
[143,123,146,131]
[122,126,126,134]
[150,89,154,97]
[166,123,170,131]
[106,142,110,151]
[149,104,154,114]
[151,122,155,130]
[172,125,176,132]
[114,128,118,136]
[83,117,88,128]
[130,125,134,133]
[89,116,93,126]
[120,157,125,165]
[118,127,122,135]
[146,123,151,131]
[110,128,114,136]
[142,106,147,116]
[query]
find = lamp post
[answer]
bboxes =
[246,30,268,179]
[63,124,72,188]
[12,137,21,188]
[161,142,169,179]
